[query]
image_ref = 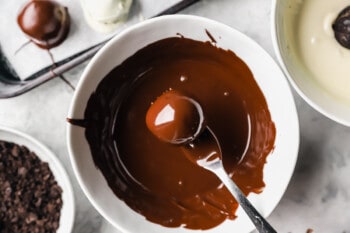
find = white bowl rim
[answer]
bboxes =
[270,0,350,127]
[67,14,299,233]
[0,125,75,233]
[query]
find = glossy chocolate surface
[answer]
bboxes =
[145,89,205,144]
[76,36,276,229]
[17,0,70,49]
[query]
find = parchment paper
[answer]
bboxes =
[0,0,180,80]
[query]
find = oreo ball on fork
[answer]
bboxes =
[17,0,70,49]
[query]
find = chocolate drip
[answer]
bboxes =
[66,118,87,128]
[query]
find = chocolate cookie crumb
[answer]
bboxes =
[0,140,63,233]
[333,6,350,49]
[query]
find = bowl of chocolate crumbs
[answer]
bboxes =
[0,126,74,233]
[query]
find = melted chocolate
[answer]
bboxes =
[73,36,276,229]
[182,128,222,167]
[146,90,220,166]
[145,90,205,144]
[17,0,70,49]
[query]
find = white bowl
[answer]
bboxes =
[271,0,350,126]
[0,126,75,233]
[67,15,299,233]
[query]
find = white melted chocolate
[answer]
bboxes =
[294,0,350,103]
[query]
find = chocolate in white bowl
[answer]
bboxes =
[67,15,299,233]
[0,126,75,233]
[272,0,350,126]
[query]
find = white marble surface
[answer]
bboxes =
[1,0,350,232]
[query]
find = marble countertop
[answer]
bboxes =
[1,0,350,232]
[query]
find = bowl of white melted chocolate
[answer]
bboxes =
[272,0,350,126]
[67,15,299,233]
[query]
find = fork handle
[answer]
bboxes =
[213,165,277,233]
